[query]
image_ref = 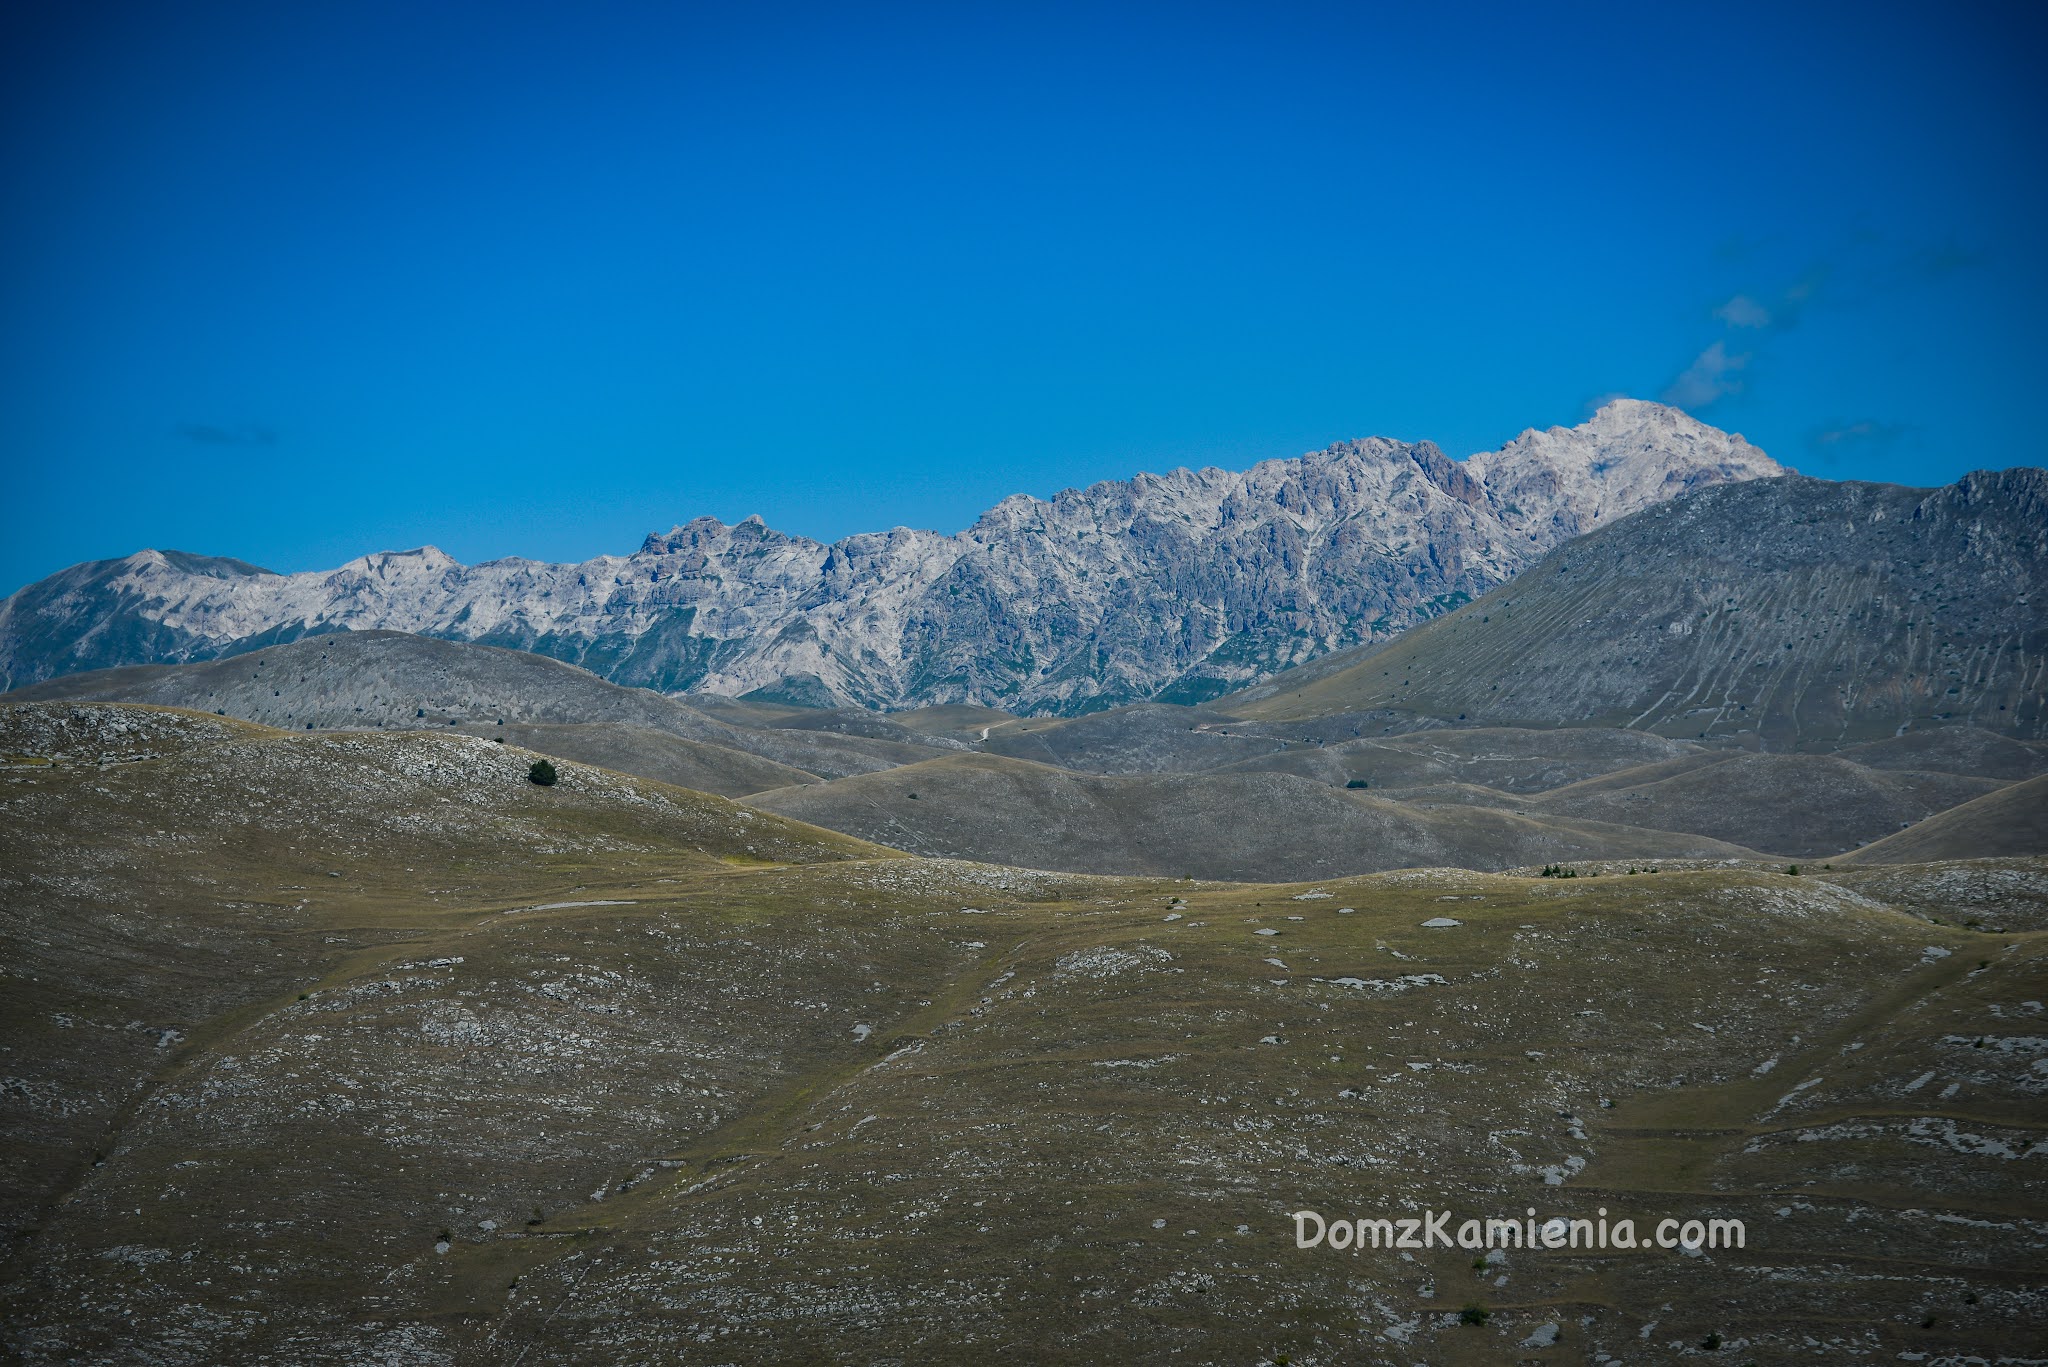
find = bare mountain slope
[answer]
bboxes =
[0,401,1777,711]
[745,751,1760,879]
[1230,468,2048,748]
[1836,726,2048,781]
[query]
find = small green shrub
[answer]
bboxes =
[528,759,558,787]
[1459,1304,1489,1326]
[1345,778,1369,789]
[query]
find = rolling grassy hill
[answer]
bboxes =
[1525,752,2005,858]
[3,631,945,780]
[1839,774,2048,864]
[13,627,2041,879]
[448,720,822,797]
[745,750,1766,877]
[0,703,2040,1362]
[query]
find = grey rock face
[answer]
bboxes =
[0,400,1777,712]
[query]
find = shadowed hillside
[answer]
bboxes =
[1527,752,2004,858]
[1215,725,1705,792]
[1229,470,2048,749]
[1838,774,2048,864]
[1836,726,2048,781]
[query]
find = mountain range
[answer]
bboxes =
[0,399,1778,711]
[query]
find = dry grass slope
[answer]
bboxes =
[1839,775,2048,864]
[449,720,823,797]
[1528,752,2004,858]
[745,750,1764,880]
[2,631,948,781]
[0,711,2041,1361]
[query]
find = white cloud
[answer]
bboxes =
[1713,294,1772,328]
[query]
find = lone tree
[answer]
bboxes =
[527,759,557,787]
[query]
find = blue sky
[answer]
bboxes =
[4,0,2043,593]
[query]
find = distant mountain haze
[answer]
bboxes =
[0,401,1778,711]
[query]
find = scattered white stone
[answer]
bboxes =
[1254,928,1280,937]
[851,1023,872,1042]
[1055,945,1169,978]
[510,900,634,913]
[1321,973,1447,993]
[1420,917,1461,928]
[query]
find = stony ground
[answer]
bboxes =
[2,705,2043,1364]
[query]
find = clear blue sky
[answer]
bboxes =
[4,0,2043,594]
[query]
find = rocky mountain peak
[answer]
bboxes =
[2,402,1790,707]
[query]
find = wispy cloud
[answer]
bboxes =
[1660,341,1749,409]
[1712,294,1772,328]
[1660,235,1982,416]
[175,422,277,446]
[1806,418,1916,464]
